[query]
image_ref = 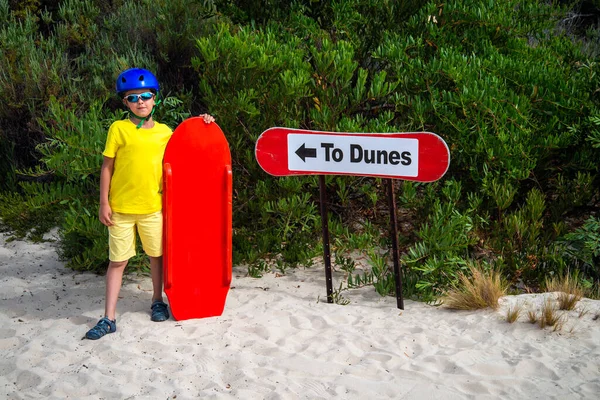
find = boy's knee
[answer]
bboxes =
[108,260,128,269]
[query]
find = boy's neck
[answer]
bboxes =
[129,116,155,129]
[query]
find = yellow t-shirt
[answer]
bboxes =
[102,119,173,214]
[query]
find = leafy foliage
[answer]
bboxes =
[0,0,599,301]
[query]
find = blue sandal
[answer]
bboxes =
[86,317,116,340]
[151,300,170,322]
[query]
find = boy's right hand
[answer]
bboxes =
[99,204,114,226]
[199,113,215,124]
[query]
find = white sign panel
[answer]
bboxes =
[287,134,419,177]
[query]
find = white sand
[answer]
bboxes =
[1,231,599,399]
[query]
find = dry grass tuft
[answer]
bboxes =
[506,302,523,323]
[442,264,507,310]
[527,309,538,324]
[539,297,565,330]
[545,273,584,311]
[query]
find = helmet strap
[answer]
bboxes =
[129,98,162,129]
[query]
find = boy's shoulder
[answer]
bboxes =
[109,119,131,130]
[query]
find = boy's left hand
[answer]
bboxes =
[200,114,215,124]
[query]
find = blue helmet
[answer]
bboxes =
[116,68,160,95]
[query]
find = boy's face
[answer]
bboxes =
[123,88,156,118]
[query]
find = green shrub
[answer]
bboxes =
[559,216,600,281]
[0,0,599,302]
[401,180,478,300]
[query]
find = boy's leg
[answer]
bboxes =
[105,211,136,320]
[149,255,169,321]
[137,211,169,321]
[149,256,163,302]
[86,259,127,340]
[137,211,164,301]
[105,260,128,320]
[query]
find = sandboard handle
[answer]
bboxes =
[163,163,174,290]
[225,165,232,286]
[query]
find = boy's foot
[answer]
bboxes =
[151,300,169,322]
[85,317,116,340]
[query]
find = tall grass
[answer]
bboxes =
[506,302,523,323]
[527,309,538,324]
[545,273,584,310]
[441,264,507,310]
[539,297,565,330]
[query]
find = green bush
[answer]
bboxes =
[1,0,599,301]
[559,216,600,281]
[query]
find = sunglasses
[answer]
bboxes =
[124,92,154,103]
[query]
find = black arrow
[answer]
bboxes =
[295,143,317,162]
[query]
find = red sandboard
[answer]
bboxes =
[163,117,232,320]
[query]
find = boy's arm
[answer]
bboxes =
[99,156,115,226]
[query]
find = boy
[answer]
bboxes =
[86,68,214,339]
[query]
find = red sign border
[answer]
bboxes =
[255,127,450,182]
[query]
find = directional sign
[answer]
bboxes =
[255,128,450,182]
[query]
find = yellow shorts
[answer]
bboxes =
[108,211,163,262]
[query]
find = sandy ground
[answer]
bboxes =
[1,231,599,399]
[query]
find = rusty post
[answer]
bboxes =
[319,175,334,303]
[386,179,404,309]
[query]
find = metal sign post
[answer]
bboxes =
[387,179,404,309]
[319,175,334,303]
